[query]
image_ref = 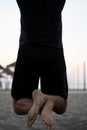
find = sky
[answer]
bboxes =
[0,0,87,88]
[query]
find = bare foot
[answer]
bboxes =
[27,89,46,127]
[41,100,55,130]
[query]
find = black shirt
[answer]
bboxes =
[16,0,66,48]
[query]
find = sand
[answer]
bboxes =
[0,90,87,130]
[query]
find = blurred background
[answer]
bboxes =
[0,0,87,90]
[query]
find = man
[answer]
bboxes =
[11,0,68,129]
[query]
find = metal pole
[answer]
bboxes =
[73,68,75,89]
[77,65,79,90]
[83,62,86,90]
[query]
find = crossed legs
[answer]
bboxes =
[13,89,67,130]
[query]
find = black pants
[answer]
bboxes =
[11,45,68,100]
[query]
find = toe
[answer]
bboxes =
[27,116,36,127]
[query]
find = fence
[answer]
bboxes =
[0,62,87,90]
[67,62,87,90]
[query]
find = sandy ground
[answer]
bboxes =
[0,90,87,130]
